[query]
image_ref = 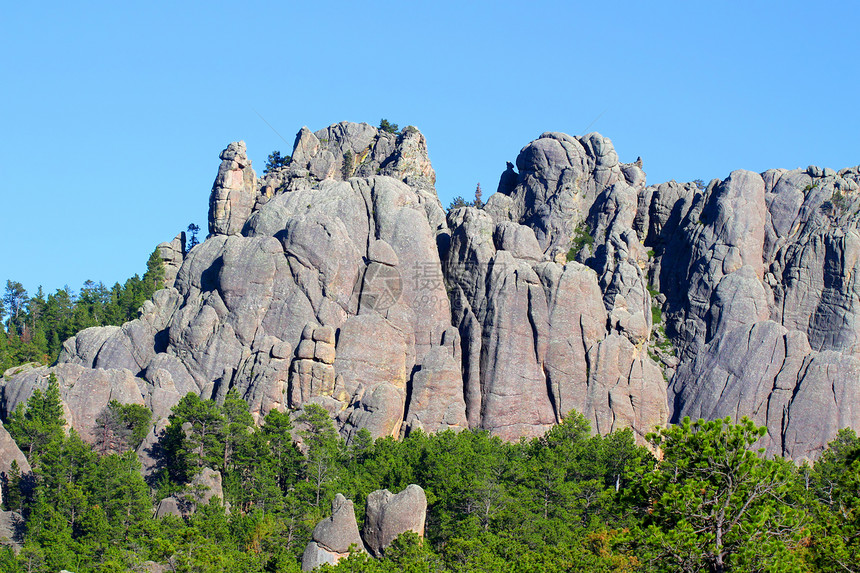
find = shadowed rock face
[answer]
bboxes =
[3,121,859,460]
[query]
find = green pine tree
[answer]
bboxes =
[7,372,65,460]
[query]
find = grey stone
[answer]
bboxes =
[297,339,315,360]
[363,484,427,557]
[157,232,186,289]
[190,467,223,505]
[314,342,336,365]
[341,383,405,441]
[301,493,365,570]
[405,347,467,433]
[301,541,343,571]
[155,496,185,519]
[0,422,31,477]
[0,511,23,550]
[209,141,257,236]
[313,325,336,345]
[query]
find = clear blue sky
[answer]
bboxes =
[2,0,858,295]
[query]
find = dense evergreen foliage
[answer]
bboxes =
[263,151,291,175]
[0,249,165,371]
[1,377,860,572]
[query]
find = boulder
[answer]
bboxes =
[301,494,364,571]
[362,484,427,557]
[155,496,185,519]
[190,467,223,505]
[157,232,186,289]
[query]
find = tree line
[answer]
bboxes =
[0,250,165,371]
[0,374,859,572]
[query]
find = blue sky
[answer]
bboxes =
[2,0,858,295]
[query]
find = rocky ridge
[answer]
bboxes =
[2,121,859,461]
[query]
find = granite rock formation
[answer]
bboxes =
[639,166,860,459]
[155,467,224,518]
[302,485,427,569]
[362,484,427,557]
[301,493,365,571]
[2,121,859,461]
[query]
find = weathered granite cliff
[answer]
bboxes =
[3,121,859,461]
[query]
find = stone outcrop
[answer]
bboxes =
[0,422,31,478]
[301,494,364,571]
[155,467,224,518]
[157,232,186,289]
[0,511,23,551]
[641,166,860,459]
[301,485,427,568]
[448,133,666,441]
[209,141,257,236]
[290,324,338,407]
[4,121,859,460]
[2,123,459,451]
[1,363,146,443]
[362,484,427,557]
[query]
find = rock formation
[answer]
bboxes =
[0,510,23,551]
[301,493,365,571]
[2,120,859,461]
[0,422,31,478]
[157,232,186,289]
[640,166,860,459]
[155,467,224,518]
[301,485,427,569]
[362,484,427,557]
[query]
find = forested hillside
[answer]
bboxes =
[1,378,859,572]
[0,250,165,371]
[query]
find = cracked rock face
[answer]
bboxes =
[3,122,859,461]
[2,124,462,451]
[644,165,860,460]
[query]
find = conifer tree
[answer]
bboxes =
[4,460,23,513]
[163,393,225,482]
[296,404,341,507]
[8,372,65,459]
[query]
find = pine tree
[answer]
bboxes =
[261,409,303,492]
[142,249,166,296]
[221,388,254,473]
[635,417,806,572]
[4,460,23,513]
[3,280,28,334]
[186,223,201,251]
[378,119,399,134]
[296,404,342,507]
[8,372,65,459]
[164,393,226,482]
[263,151,291,175]
[94,400,153,455]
